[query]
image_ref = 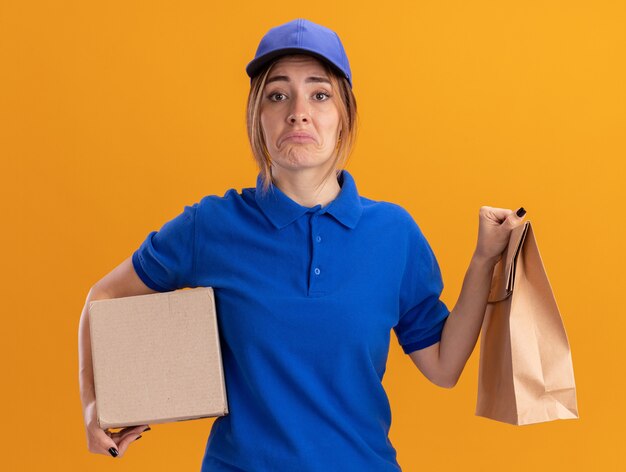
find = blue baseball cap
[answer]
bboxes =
[245,18,353,88]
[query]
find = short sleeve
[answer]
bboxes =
[131,203,198,292]
[394,217,450,354]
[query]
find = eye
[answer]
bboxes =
[267,92,287,102]
[314,91,332,101]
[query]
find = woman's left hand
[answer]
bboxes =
[473,206,527,264]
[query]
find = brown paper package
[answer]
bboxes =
[89,287,229,429]
[476,220,579,425]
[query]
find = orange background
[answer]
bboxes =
[1,1,624,470]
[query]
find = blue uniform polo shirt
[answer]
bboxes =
[132,169,450,471]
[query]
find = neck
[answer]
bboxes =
[271,166,342,208]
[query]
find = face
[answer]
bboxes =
[260,54,341,175]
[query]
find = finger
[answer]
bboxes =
[91,426,123,458]
[117,425,149,443]
[504,206,527,228]
[110,424,150,439]
[480,206,514,224]
[116,426,147,458]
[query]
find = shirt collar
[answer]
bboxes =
[254,169,363,230]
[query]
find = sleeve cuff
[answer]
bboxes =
[401,330,443,354]
[131,250,170,292]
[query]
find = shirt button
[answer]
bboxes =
[314,267,321,275]
[316,236,322,242]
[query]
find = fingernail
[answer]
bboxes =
[108,447,119,457]
[135,435,142,441]
[516,207,526,217]
[144,427,151,432]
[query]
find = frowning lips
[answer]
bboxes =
[280,131,315,145]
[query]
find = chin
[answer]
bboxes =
[274,151,326,168]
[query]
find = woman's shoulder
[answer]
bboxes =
[191,185,260,225]
[359,196,419,230]
[197,187,242,206]
[193,182,260,210]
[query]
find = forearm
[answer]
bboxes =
[438,251,498,386]
[78,287,111,413]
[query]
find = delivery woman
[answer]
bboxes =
[79,18,526,470]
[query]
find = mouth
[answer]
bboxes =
[281,132,315,145]
[283,136,315,144]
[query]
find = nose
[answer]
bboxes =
[287,93,310,125]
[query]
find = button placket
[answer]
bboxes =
[308,212,322,295]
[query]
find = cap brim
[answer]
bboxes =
[246,48,348,84]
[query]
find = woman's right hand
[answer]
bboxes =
[80,262,157,459]
[84,400,150,458]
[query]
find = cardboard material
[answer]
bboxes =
[89,287,229,429]
[476,221,578,425]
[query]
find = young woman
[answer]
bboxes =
[79,18,526,471]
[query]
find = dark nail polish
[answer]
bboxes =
[108,447,119,457]
[516,207,526,217]
[135,435,142,441]
[144,427,151,432]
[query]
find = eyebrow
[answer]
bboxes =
[265,75,331,85]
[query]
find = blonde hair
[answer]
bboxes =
[246,55,358,195]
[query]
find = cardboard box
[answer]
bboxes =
[89,287,229,429]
